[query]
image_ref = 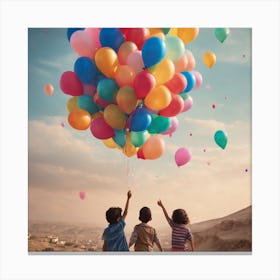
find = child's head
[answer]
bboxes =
[172,209,190,225]
[106,207,122,224]
[139,207,152,223]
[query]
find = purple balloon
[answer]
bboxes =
[175,147,192,167]
[90,118,115,139]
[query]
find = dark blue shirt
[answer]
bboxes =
[102,219,129,251]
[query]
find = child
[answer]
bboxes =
[102,190,132,251]
[157,200,194,252]
[129,207,163,252]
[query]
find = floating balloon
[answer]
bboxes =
[130,107,152,132]
[142,37,166,68]
[165,35,185,62]
[133,71,156,99]
[192,71,203,90]
[118,41,138,64]
[103,104,127,130]
[161,116,178,137]
[44,83,54,96]
[103,138,119,149]
[142,135,165,160]
[97,78,119,102]
[165,73,187,95]
[122,28,149,49]
[215,28,230,43]
[114,65,135,87]
[176,28,199,44]
[181,71,196,92]
[78,94,99,115]
[116,86,137,114]
[74,57,97,84]
[175,147,192,166]
[100,28,124,51]
[144,85,171,111]
[67,28,85,41]
[212,104,216,109]
[60,122,65,128]
[181,96,193,113]
[79,191,86,200]
[130,130,149,147]
[113,129,126,147]
[214,130,228,149]
[68,109,91,130]
[203,51,216,68]
[66,96,79,112]
[158,94,184,117]
[148,115,171,134]
[122,132,138,157]
[60,71,83,96]
[90,117,115,139]
[126,50,144,73]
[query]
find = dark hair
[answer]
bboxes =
[139,207,152,223]
[172,209,190,225]
[106,207,122,224]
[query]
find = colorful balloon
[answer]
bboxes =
[148,115,171,134]
[177,28,199,44]
[133,71,156,99]
[97,78,119,102]
[100,28,124,51]
[126,50,144,74]
[181,71,196,92]
[192,71,203,90]
[68,109,91,130]
[165,73,187,94]
[214,130,228,149]
[161,116,178,136]
[117,41,138,65]
[79,191,86,200]
[142,37,166,68]
[44,83,54,96]
[114,65,135,87]
[78,94,99,115]
[60,71,83,96]
[122,28,149,49]
[74,57,97,84]
[175,147,192,166]
[67,28,85,41]
[130,107,152,132]
[103,104,127,130]
[116,86,137,114]
[130,130,149,147]
[90,117,115,139]
[203,51,216,68]
[181,96,193,113]
[215,28,230,43]
[158,94,184,117]
[66,96,79,112]
[142,135,165,160]
[70,30,95,58]
[165,35,185,62]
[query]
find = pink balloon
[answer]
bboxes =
[133,70,156,99]
[192,71,203,90]
[83,84,96,96]
[70,30,95,58]
[175,147,192,167]
[60,122,65,127]
[84,28,101,56]
[126,50,144,73]
[79,191,86,200]
[161,116,178,137]
[185,50,196,71]
[90,117,115,139]
[181,96,193,113]
[60,71,83,96]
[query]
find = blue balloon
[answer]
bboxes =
[78,95,99,115]
[100,28,124,51]
[67,28,85,41]
[113,129,126,147]
[142,37,166,68]
[74,57,97,84]
[181,71,196,92]
[130,108,152,131]
[97,78,119,102]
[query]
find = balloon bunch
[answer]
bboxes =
[60,28,202,160]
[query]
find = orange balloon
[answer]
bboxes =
[122,132,138,157]
[117,41,138,65]
[203,51,216,68]
[95,47,119,78]
[103,138,119,149]
[144,85,172,111]
[149,28,162,35]
[169,28,178,36]
[44,83,54,96]
[68,109,91,130]
[116,86,137,114]
[142,135,165,160]
[174,53,189,73]
[103,104,126,130]
[177,28,199,44]
[92,111,103,120]
[114,65,136,87]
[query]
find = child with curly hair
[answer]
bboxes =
[157,199,194,252]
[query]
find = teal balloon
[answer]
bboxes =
[215,28,230,43]
[214,130,228,149]
[179,92,188,100]
[148,115,171,134]
[78,94,99,115]
[97,78,119,102]
[113,129,126,147]
[130,131,148,147]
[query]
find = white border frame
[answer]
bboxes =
[1,1,279,279]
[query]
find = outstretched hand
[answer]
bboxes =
[157,199,163,207]
[127,190,132,199]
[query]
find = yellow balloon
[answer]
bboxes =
[66,96,79,112]
[149,28,162,35]
[177,28,199,44]
[169,28,178,36]
[122,132,138,157]
[103,138,119,149]
[203,51,216,68]
[116,86,137,114]
[148,58,175,85]
[103,104,126,130]
[68,109,91,130]
[144,85,171,110]
[95,47,119,78]
[146,32,165,40]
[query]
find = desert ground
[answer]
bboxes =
[28,206,251,253]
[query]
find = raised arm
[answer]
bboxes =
[122,190,132,220]
[157,200,172,226]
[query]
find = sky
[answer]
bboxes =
[28,28,251,232]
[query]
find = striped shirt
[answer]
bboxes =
[169,220,192,251]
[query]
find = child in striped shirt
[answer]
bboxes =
[157,200,195,252]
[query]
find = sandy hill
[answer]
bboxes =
[189,206,252,251]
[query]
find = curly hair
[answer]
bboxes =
[172,209,190,225]
[105,207,122,224]
[139,207,152,223]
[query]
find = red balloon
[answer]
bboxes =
[165,73,187,94]
[133,70,156,99]
[90,117,115,139]
[212,104,216,109]
[123,28,149,49]
[158,94,184,117]
[60,71,83,96]
[137,148,146,159]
